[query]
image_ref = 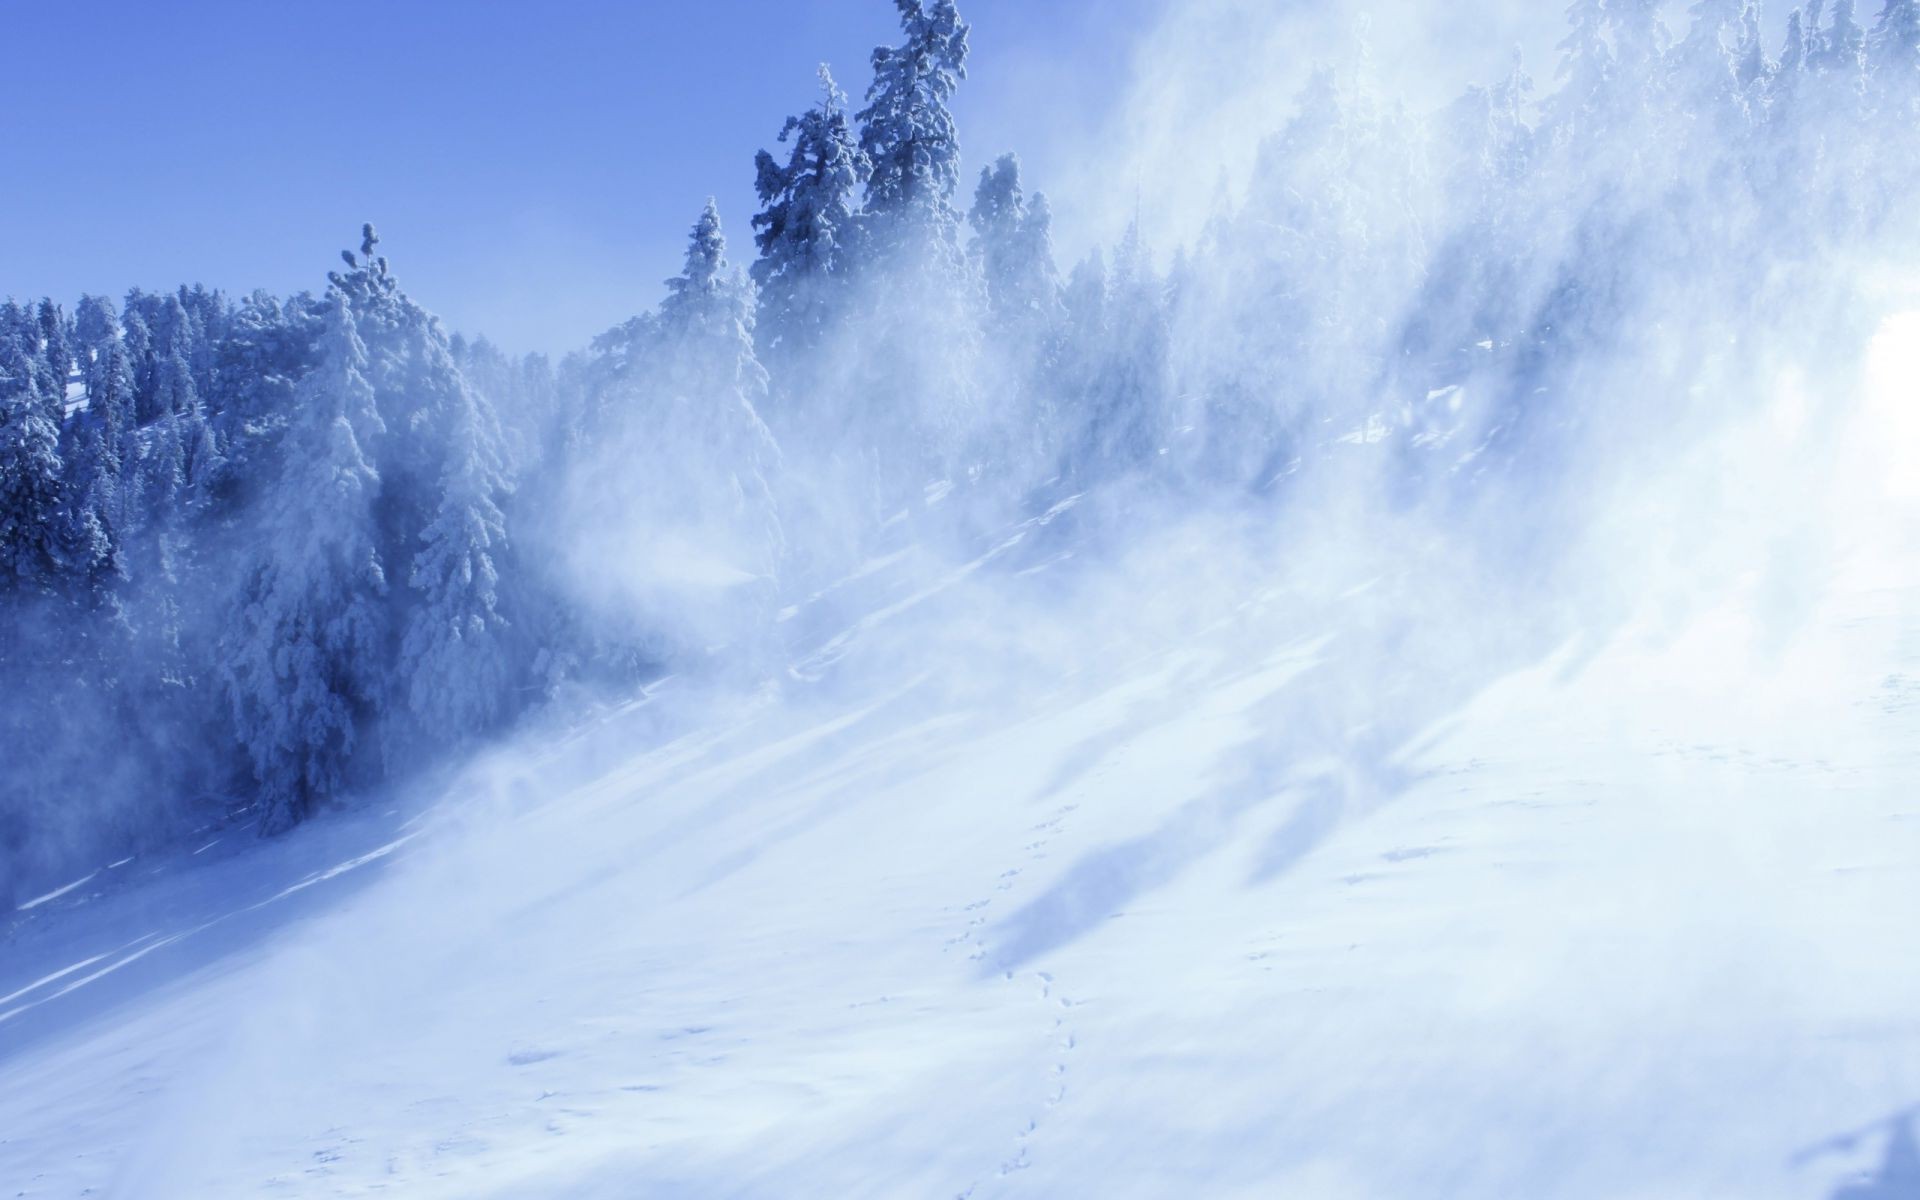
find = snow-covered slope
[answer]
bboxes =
[5,495,1920,1199]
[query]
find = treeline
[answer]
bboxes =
[4,0,1917,890]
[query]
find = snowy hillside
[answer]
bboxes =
[6,475,1920,1197]
[10,0,1920,1196]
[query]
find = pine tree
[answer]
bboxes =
[1062,250,1107,365]
[331,224,516,677]
[210,290,316,506]
[1735,3,1773,95]
[120,301,155,422]
[662,200,732,329]
[1817,0,1868,76]
[60,412,123,602]
[969,153,1062,333]
[751,65,870,361]
[970,157,1064,342]
[655,201,782,561]
[1675,0,1747,120]
[1872,0,1920,97]
[398,376,511,750]
[36,300,73,413]
[75,297,136,477]
[1552,0,1614,136]
[1014,192,1064,321]
[1607,0,1670,76]
[857,0,971,267]
[568,202,783,658]
[222,291,388,833]
[1080,221,1172,474]
[967,154,1064,475]
[1780,7,1811,78]
[0,331,73,598]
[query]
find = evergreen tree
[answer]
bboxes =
[1872,0,1920,96]
[1735,3,1773,96]
[59,413,123,603]
[0,332,73,598]
[655,200,782,561]
[148,294,199,419]
[36,300,73,412]
[857,0,971,266]
[1779,7,1811,78]
[1079,222,1172,475]
[1675,0,1747,119]
[1816,0,1868,76]
[222,291,388,833]
[968,154,1064,475]
[1552,0,1614,136]
[1607,0,1671,78]
[332,224,515,687]
[969,153,1061,335]
[1054,249,1108,472]
[398,376,512,750]
[120,301,155,421]
[1061,250,1107,371]
[75,296,137,477]
[567,202,783,661]
[210,290,317,507]
[751,65,870,361]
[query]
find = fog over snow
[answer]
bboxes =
[5,1,1920,1197]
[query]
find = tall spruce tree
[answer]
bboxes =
[1552,0,1614,137]
[397,375,512,751]
[222,291,388,832]
[969,153,1061,335]
[0,326,73,600]
[1872,0,1920,98]
[655,201,781,561]
[857,0,971,268]
[752,65,871,362]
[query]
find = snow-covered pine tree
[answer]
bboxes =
[1608,0,1671,77]
[1423,50,1535,367]
[655,200,781,566]
[120,300,155,422]
[1062,250,1107,357]
[222,290,389,833]
[1735,3,1774,98]
[1551,0,1614,139]
[75,296,136,481]
[1053,249,1108,474]
[323,223,523,745]
[36,300,73,411]
[1818,0,1868,74]
[397,373,511,752]
[1779,7,1812,82]
[966,153,1064,477]
[334,225,499,572]
[751,64,870,365]
[564,202,783,664]
[209,290,317,508]
[1077,221,1171,477]
[1872,0,1920,101]
[969,154,1062,337]
[0,325,74,600]
[857,0,971,270]
[1674,0,1747,123]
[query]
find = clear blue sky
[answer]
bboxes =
[3,0,1164,356]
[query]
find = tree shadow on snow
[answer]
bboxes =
[1799,1109,1920,1200]
[980,593,1566,976]
[0,797,428,1069]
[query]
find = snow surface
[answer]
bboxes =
[5,519,1920,1199]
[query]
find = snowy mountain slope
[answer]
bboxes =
[4,496,1920,1199]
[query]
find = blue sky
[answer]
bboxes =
[4,0,1164,355]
